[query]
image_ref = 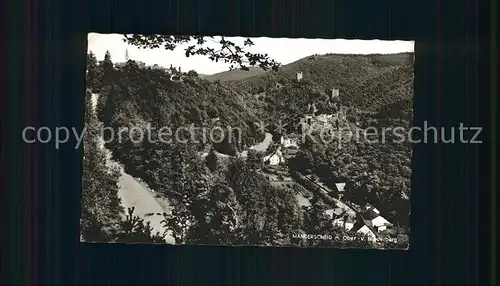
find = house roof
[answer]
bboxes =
[335,215,355,224]
[363,208,380,220]
[325,208,344,218]
[351,217,366,232]
[351,214,379,238]
[335,183,346,192]
[333,208,344,216]
[356,225,376,236]
[364,203,375,210]
[372,216,392,227]
[345,216,355,223]
[352,220,378,236]
[332,216,355,226]
[264,149,284,162]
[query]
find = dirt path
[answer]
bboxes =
[90,93,270,244]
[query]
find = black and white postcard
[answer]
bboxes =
[81,33,413,249]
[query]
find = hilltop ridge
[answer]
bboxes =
[202,67,267,82]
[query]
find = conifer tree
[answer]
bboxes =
[100,50,114,88]
[86,52,100,92]
[205,148,219,172]
[80,90,123,241]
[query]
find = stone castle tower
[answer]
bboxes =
[296,72,303,82]
[331,88,340,99]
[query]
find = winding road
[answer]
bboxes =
[241,132,273,156]
[90,93,273,244]
[201,132,273,158]
[91,93,174,244]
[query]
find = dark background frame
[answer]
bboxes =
[3,0,495,285]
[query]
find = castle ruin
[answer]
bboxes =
[331,88,340,99]
[296,72,303,82]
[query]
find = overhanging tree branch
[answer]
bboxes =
[122,34,281,71]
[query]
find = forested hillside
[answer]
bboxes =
[233,53,413,96]
[203,67,266,82]
[83,49,413,248]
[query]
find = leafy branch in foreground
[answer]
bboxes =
[115,207,166,243]
[122,34,281,71]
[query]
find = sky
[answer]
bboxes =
[88,33,414,75]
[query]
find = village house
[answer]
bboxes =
[263,148,285,166]
[325,207,344,219]
[355,225,377,242]
[333,216,355,231]
[335,182,346,199]
[363,206,393,233]
[283,147,299,159]
[324,208,356,231]
[280,135,299,149]
[344,212,379,243]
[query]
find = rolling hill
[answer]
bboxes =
[94,53,414,155]
[202,67,267,82]
[231,53,413,95]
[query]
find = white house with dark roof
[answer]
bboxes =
[325,208,355,231]
[363,206,392,233]
[333,216,355,231]
[355,225,377,242]
[263,149,285,166]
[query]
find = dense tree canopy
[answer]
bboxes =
[80,90,123,241]
[81,90,165,243]
[82,45,413,247]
